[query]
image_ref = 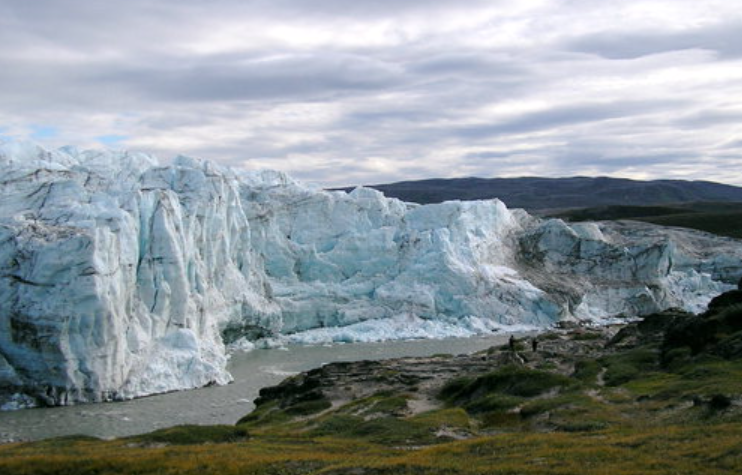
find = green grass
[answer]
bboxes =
[519,392,593,419]
[600,347,659,386]
[658,359,742,396]
[237,400,293,427]
[552,202,742,238]
[334,392,410,416]
[3,424,742,474]
[409,408,471,429]
[283,398,332,416]
[570,331,604,341]
[464,393,523,414]
[572,359,602,384]
[310,414,446,446]
[127,425,249,445]
[440,366,574,404]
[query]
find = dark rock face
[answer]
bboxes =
[254,365,335,408]
[708,290,742,311]
[663,289,742,359]
[610,308,693,349]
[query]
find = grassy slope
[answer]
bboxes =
[2,304,742,474]
[634,211,742,238]
[551,202,742,238]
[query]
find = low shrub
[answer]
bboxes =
[284,398,332,416]
[464,393,522,414]
[311,415,437,445]
[603,362,641,386]
[572,359,602,384]
[439,376,474,401]
[600,347,658,386]
[130,425,249,445]
[571,332,603,341]
[475,366,573,398]
[480,411,521,428]
[556,420,608,432]
[311,414,363,437]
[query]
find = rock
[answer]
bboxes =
[663,292,742,358]
[708,394,732,411]
[708,290,742,311]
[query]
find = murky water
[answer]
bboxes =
[0,333,522,443]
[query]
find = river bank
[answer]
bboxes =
[0,331,533,443]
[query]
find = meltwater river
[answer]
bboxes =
[0,333,520,443]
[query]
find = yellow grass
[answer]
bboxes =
[1,422,741,474]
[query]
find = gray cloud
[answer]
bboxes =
[1,0,741,187]
[674,110,742,129]
[408,53,530,78]
[566,21,742,60]
[262,0,500,18]
[450,100,685,139]
[98,54,404,102]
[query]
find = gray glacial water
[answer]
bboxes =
[0,333,519,443]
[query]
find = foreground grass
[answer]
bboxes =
[1,423,741,475]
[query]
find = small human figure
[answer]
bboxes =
[532,337,538,352]
[509,334,516,352]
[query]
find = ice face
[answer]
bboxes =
[1,141,741,408]
[0,143,276,406]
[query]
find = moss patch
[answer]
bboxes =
[128,425,249,445]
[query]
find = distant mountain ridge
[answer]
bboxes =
[334,177,742,211]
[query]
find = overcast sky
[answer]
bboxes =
[2,0,742,187]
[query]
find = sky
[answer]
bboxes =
[1,0,742,187]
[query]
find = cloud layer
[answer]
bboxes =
[2,0,741,186]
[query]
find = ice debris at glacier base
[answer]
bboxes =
[1,141,741,408]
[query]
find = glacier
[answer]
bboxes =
[1,141,741,409]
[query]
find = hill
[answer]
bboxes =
[334,176,742,211]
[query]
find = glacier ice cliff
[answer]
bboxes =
[1,142,741,409]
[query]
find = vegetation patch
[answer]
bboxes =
[128,424,249,445]
[463,393,523,414]
[311,415,439,445]
[519,393,589,419]
[334,392,411,417]
[283,398,332,416]
[600,347,659,386]
[570,331,603,341]
[237,400,294,428]
[440,365,573,404]
[409,408,471,430]
[572,359,602,384]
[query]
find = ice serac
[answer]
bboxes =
[1,142,741,408]
[0,144,277,407]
